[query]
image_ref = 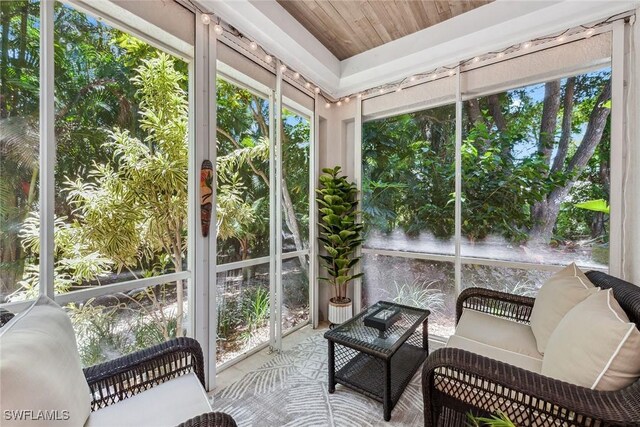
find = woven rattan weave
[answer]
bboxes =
[422,271,640,426]
[325,301,430,421]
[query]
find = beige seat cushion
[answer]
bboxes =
[0,296,91,427]
[455,309,542,359]
[542,289,640,391]
[447,335,543,373]
[530,263,597,354]
[85,373,212,427]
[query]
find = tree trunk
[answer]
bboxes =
[591,212,606,238]
[530,80,612,242]
[281,178,308,274]
[466,98,484,126]
[551,77,576,173]
[17,3,27,83]
[1,2,11,118]
[487,94,507,132]
[538,81,562,160]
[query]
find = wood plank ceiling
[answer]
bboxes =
[276,0,493,60]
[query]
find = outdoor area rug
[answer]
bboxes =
[210,333,424,426]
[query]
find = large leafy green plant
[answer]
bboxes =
[317,166,363,304]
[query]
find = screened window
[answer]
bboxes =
[461,68,611,292]
[362,103,457,337]
[215,75,271,365]
[2,2,193,364]
[1,1,40,303]
[361,41,613,338]
[281,107,310,333]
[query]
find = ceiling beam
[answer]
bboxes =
[338,0,637,96]
[200,0,341,91]
[197,0,639,98]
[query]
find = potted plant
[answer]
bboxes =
[316,166,363,325]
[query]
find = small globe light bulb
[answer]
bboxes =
[201,14,211,25]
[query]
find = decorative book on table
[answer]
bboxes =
[364,307,401,332]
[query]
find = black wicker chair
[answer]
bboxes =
[422,271,640,426]
[0,312,235,427]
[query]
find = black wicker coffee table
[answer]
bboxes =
[324,301,430,421]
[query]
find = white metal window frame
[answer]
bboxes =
[1,0,198,357]
[213,62,315,373]
[2,0,195,309]
[1,0,319,392]
[356,26,624,321]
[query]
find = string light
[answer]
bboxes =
[199,10,615,107]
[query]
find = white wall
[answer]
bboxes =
[316,101,358,321]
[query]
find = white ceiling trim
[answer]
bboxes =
[197,0,638,98]
[200,0,340,90]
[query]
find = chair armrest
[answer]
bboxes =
[84,337,205,410]
[422,347,640,425]
[176,412,238,427]
[456,287,535,324]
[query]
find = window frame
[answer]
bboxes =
[358,27,624,339]
[0,1,196,334]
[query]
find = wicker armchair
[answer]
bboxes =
[422,271,640,426]
[83,337,236,427]
[0,310,235,427]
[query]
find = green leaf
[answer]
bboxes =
[575,199,610,214]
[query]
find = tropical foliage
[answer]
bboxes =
[362,70,612,336]
[1,2,311,366]
[363,71,611,248]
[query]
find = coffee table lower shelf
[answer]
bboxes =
[329,342,428,421]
